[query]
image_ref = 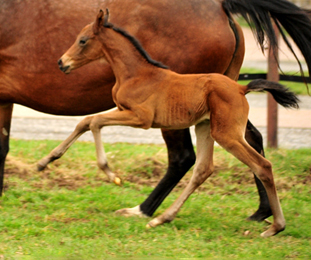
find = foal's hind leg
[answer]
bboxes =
[211,128,285,237]
[147,121,214,228]
[223,24,271,222]
[37,112,119,184]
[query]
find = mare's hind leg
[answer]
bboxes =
[245,121,272,221]
[116,128,196,217]
[0,104,13,196]
[147,121,214,228]
[37,112,119,184]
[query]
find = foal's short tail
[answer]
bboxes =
[246,79,300,109]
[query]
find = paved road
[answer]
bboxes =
[9,27,311,149]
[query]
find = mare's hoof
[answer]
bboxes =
[115,205,146,217]
[247,209,272,222]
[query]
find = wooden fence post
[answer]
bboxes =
[267,23,280,148]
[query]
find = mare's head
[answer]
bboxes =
[58,10,108,74]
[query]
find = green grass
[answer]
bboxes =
[0,139,310,259]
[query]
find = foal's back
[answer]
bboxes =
[147,72,247,130]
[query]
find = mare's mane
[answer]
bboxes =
[103,16,169,69]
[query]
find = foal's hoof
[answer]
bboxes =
[146,218,162,228]
[113,176,122,186]
[260,225,285,238]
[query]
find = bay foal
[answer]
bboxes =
[45,10,299,237]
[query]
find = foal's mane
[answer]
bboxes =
[103,15,169,69]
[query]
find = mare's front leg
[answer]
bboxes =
[0,104,13,196]
[147,121,214,227]
[37,109,120,184]
[116,128,196,217]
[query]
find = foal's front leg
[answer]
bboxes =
[37,114,119,184]
[37,116,94,170]
[147,121,214,228]
[88,108,149,184]
[37,108,141,184]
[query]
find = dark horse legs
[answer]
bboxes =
[140,128,196,216]
[139,120,272,222]
[0,104,13,195]
[244,120,272,221]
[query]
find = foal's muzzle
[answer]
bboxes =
[58,59,70,74]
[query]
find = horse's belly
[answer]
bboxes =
[152,108,210,130]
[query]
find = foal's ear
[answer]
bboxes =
[93,9,104,34]
[103,9,112,28]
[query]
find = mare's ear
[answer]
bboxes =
[93,9,104,34]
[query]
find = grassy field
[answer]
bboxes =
[0,139,310,259]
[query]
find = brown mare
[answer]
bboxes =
[2,0,311,223]
[49,9,299,236]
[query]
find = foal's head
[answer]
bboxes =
[58,10,108,74]
[58,9,168,74]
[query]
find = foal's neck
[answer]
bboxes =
[99,27,164,84]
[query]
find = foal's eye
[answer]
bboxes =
[79,38,88,46]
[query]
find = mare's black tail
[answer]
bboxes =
[246,79,300,109]
[222,0,311,77]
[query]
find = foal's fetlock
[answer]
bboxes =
[100,164,122,185]
[37,161,47,171]
[37,154,61,171]
[37,157,51,171]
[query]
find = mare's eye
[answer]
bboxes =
[79,38,88,46]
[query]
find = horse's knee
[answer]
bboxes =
[192,164,214,186]
[76,116,93,132]
[163,129,196,175]
[170,148,196,171]
[255,160,274,187]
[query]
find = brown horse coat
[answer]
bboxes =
[44,10,299,236]
[2,0,311,222]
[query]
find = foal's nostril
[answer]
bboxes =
[58,59,63,68]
